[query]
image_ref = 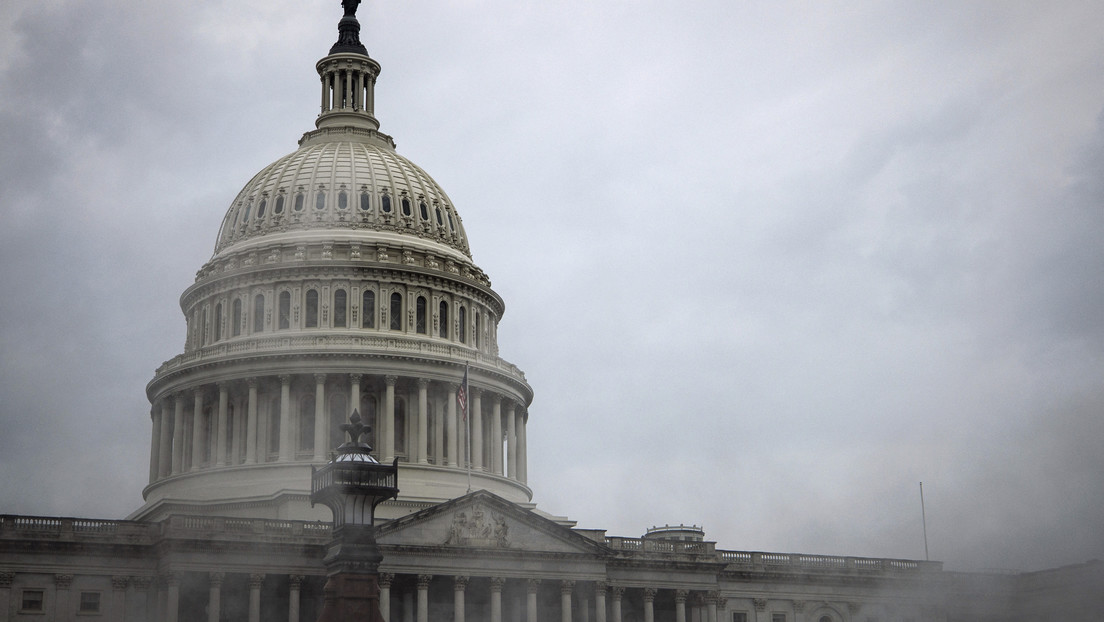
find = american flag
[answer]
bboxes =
[457,365,469,420]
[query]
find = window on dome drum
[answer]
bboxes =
[79,591,101,613]
[360,396,378,451]
[419,200,428,220]
[214,303,223,341]
[294,193,305,211]
[416,296,427,334]
[338,190,348,210]
[362,290,375,328]
[394,399,407,455]
[268,397,281,456]
[299,395,315,453]
[360,191,371,211]
[305,290,319,327]
[20,590,44,613]
[257,198,267,218]
[253,294,265,332]
[315,190,326,210]
[231,298,242,337]
[274,194,285,214]
[435,205,444,225]
[390,293,403,330]
[439,301,449,338]
[458,306,466,343]
[278,291,291,329]
[381,194,392,213]
[333,289,347,327]
[475,310,481,349]
[328,393,349,450]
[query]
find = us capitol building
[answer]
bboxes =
[1,3,1100,622]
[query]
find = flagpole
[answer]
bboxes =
[465,362,472,493]
[920,482,929,561]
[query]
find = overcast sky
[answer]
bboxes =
[2,0,1103,573]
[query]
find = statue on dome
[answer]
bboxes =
[342,0,361,18]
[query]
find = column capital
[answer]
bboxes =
[526,578,541,594]
[314,373,327,384]
[674,589,688,603]
[131,576,154,591]
[489,577,506,592]
[611,586,625,600]
[217,381,229,391]
[289,575,305,589]
[447,382,459,392]
[161,572,180,588]
[454,575,469,591]
[54,573,74,589]
[385,375,398,386]
[560,580,575,595]
[753,598,767,612]
[847,602,861,615]
[111,575,129,591]
[594,581,608,595]
[278,374,291,385]
[208,572,225,587]
[0,571,14,588]
[349,373,362,384]
[249,573,265,589]
[417,377,430,388]
[705,591,720,605]
[643,587,657,602]
[417,574,433,589]
[247,377,259,389]
[792,600,806,613]
[379,572,394,588]
[470,386,483,397]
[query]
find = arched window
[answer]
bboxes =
[278,291,291,329]
[214,303,223,341]
[337,190,348,210]
[315,190,326,210]
[305,289,319,328]
[401,196,411,216]
[328,393,349,450]
[241,203,251,223]
[394,398,407,457]
[257,198,266,218]
[435,205,444,226]
[389,293,403,331]
[231,299,242,337]
[418,200,428,220]
[294,192,305,212]
[333,289,347,327]
[274,194,285,215]
[458,306,466,343]
[381,194,392,213]
[447,213,455,232]
[362,290,375,328]
[438,301,449,338]
[299,395,315,453]
[416,296,427,334]
[474,310,481,349]
[360,395,378,453]
[253,294,265,333]
[359,191,371,211]
[268,396,281,456]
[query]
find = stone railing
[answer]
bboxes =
[156,333,527,381]
[718,549,942,572]
[161,515,332,542]
[605,536,716,556]
[0,515,156,542]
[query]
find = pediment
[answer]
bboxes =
[376,490,607,556]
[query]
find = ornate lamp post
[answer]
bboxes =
[311,410,399,622]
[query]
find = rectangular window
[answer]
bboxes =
[733,614,748,622]
[21,589,45,612]
[772,615,787,622]
[79,591,101,613]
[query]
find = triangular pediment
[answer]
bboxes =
[376,490,608,556]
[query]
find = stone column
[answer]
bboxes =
[433,395,445,464]
[215,384,229,467]
[454,576,469,622]
[207,572,224,622]
[158,402,173,477]
[561,580,575,622]
[491,397,503,475]
[163,573,179,622]
[245,379,259,464]
[706,593,718,622]
[416,575,431,622]
[403,589,414,622]
[611,587,624,622]
[248,574,264,622]
[526,579,541,622]
[384,375,397,461]
[132,576,154,622]
[172,394,186,474]
[288,575,303,622]
[793,600,806,622]
[313,374,328,461]
[643,588,656,622]
[379,573,393,622]
[471,388,483,470]
[191,388,206,471]
[517,409,528,483]
[0,571,13,622]
[490,577,505,622]
[506,401,517,478]
[349,374,361,417]
[595,583,608,622]
[446,384,459,466]
[581,593,591,622]
[278,375,292,461]
[753,598,767,622]
[149,409,161,483]
[416,379,429,464]
[675,590,688,622]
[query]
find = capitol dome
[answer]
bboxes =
[133,6,532,522]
